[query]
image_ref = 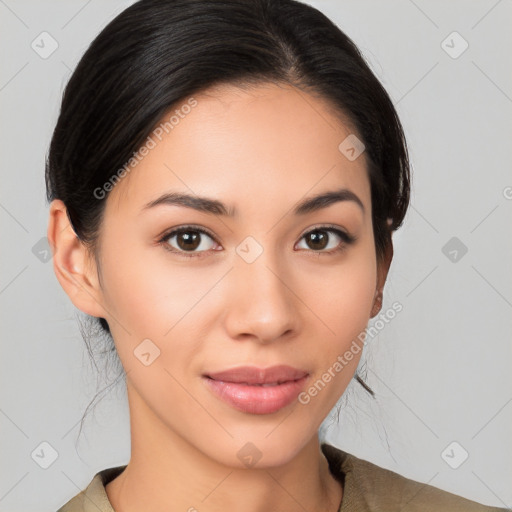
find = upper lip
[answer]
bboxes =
[205,365,308,385]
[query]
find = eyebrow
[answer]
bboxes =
[142,188,365,217]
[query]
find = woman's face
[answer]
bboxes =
[75,82,385,468]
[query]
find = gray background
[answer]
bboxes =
[1,0,511,510]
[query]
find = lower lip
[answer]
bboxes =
[203,376,309,415]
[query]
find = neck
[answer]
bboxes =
[105,383,343,512]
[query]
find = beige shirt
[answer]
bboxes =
[57,443,509,512]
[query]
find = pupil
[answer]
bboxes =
[178,231,200,250]
[175,231,329,252]
[309,231,327,250]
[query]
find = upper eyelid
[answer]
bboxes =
[171,225,214,235]
[161,224,352,248]
[160,224,216,240]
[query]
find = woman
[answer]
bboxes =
[46,0,508,510]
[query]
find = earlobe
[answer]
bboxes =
[370,290,383,318]
[47,199,106,318]
[370,239,393,318]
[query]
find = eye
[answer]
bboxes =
[158,225,220,258]
[295,226,356,255]
[158,224,356,259]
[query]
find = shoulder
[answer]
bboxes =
[56,466,126,512]
[321,443,510,512]
[56,490,85,512]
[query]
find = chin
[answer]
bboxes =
[200,426,315,471]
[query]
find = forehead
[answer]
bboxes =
[106,82,371,216]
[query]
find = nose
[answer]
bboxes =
[222,247,300,345]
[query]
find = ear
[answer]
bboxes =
[370,238,393,318]
[47,199,106,318]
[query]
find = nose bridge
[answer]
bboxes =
[224,235,299,342]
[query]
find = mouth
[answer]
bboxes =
[202,365,309,414]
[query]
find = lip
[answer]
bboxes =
[203,365,309,414]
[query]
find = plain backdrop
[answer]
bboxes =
[0,1,511,510]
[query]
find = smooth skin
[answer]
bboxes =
[48,82,392,512]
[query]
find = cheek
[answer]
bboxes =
[100,230,211,316]
[99,225,377,367]
[300,238,377,394]
[97,238,220,355]
[306,241,377,342]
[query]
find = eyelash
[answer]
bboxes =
[157,224,356,259]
